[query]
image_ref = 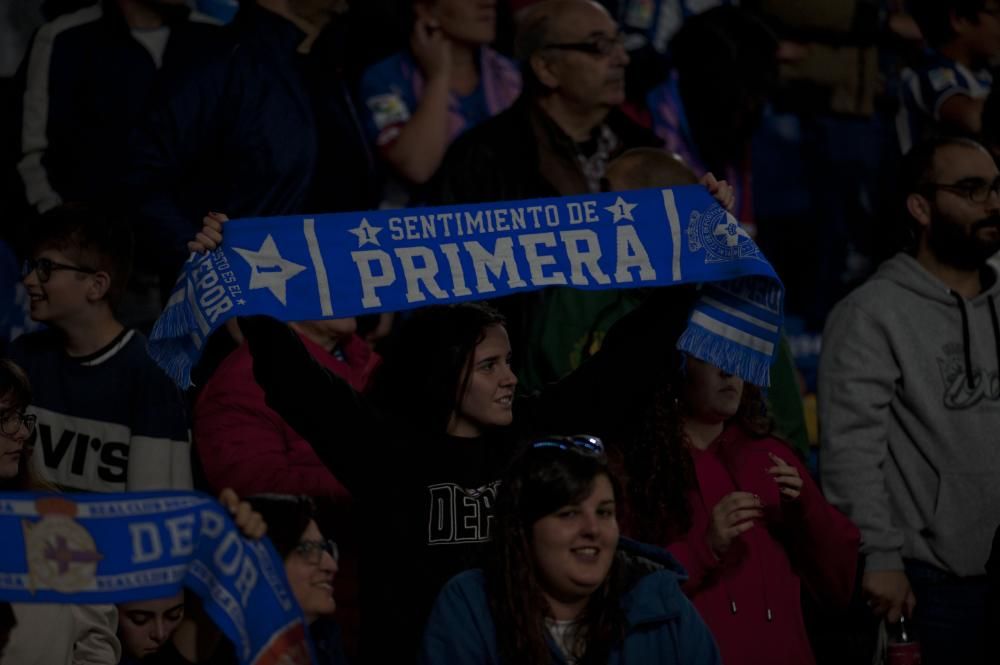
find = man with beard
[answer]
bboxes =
[13,0,220,215]
[819,136,1000,664]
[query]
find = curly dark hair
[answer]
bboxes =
[487,443,628,665]
[369,302,506,434]
[622,352,771,544]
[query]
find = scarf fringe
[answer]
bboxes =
[148,284,198,388]
[676,324,772,387]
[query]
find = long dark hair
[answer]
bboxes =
[623,352,771,544]
[369,302,506,434]
[487,443,628,665]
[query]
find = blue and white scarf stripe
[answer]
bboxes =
[676,280,783,386]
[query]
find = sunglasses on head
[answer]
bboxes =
[532,434,605,455]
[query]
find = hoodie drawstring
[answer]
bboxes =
[951,291,975,389]
[987,297,1000,381]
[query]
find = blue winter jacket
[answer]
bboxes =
[419,538,721,665]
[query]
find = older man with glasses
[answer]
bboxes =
[428,0,663,390]
[431,0,660,203]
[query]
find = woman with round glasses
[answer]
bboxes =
[420,436,721,664]
[141,495,347,665]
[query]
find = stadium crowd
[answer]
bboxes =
[2,0,1000,663]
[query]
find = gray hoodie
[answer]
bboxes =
[819,252,1000,577]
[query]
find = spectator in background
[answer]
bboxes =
[432,0,659,203]
[646,6,778,230]
[820,137,1000,664]
[13,0,219,216]
[420,437,721,665]
[195,310,378,499]
[117,592,185,664]
[127,0,376,293]
[616,342,858,665]
[8,205,191,493]
[359,0,521,206]
[897,0,1000,155]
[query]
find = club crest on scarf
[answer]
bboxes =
[686,205,762,263]
[23,496,103,593]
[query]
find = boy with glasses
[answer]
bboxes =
[8,204,191,493]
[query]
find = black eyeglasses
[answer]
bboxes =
[22,257,98,283]
[919,176,1000,204]
[543,33,626,57]
[1,410,36,437]
[294,539,339,566]
[532,434,605,455]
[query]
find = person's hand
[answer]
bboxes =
[218,488,266,540]
[410,16,451,80]
[187,212,227,254]
[862,570,916,623]
[700,172,736,213]
[766,452,804,501]
[706,492,763,558]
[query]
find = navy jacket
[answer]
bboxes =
[127,5,377,275]
[13,0,220,213]
[419,539,722,665]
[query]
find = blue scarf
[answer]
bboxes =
[150,187,783,387]
[0,491,313,665]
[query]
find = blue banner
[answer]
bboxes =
[150,187,784,387]
[0,492,312,665]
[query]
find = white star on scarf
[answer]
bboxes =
[232,235,306,306]
[605,196,638,223]
[348,218,383,247]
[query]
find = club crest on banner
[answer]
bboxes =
[687,205,762,263]
[23,497,103,594]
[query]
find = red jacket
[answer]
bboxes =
[194,333,380,498]
[666,425,859,665]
